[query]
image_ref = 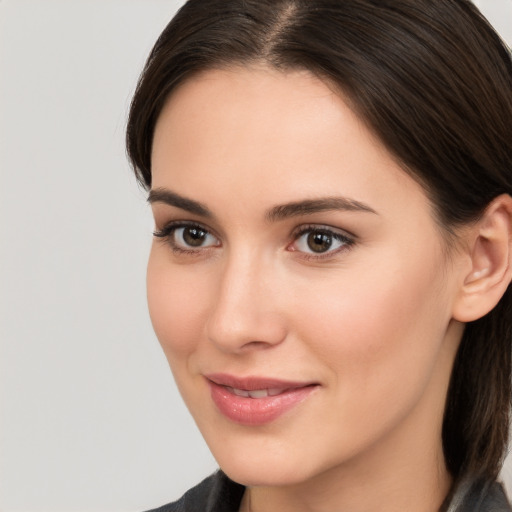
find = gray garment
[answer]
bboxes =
[446,478,511,512]
[145,472,244,512]
[146,471,511,512]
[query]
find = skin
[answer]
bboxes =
[147,67,470,512]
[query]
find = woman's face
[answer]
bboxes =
[148,67,464,486]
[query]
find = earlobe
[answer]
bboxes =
[452,194,512,323]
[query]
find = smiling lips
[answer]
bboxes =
[206,373,318,426]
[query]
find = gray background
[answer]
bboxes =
[1,1,511,510]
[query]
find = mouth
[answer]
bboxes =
[226,387,288,398]
[204,373,319,426]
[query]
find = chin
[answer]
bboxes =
[208,439,331,488]
[219,459,311,488]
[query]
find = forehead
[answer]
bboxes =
[151,66,431,222]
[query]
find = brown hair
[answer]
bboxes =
[126,0,512,485]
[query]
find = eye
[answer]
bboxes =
[153,222,220,253]
[290,225,354,256]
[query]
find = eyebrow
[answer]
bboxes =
[148,188,213,218]
[148,187,377,221]
[266,197,377,222]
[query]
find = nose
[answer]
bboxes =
[205,249,287,353]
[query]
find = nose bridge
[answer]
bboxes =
[205,245,286,351]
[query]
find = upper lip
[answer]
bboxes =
[205,373,317,391]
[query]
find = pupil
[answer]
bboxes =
[183,227,206,247]
[307,231,332,253]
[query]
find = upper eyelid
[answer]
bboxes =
[154,219,220,237]
[289,225,356,260]
[154,221,221,254]
[291,223,356,240]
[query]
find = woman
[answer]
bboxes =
[126,0,512,510]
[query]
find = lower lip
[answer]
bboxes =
[208,381,317,426]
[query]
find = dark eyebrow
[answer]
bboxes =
[147,188,213,218]
[266,197,377,222]
[148,188,377,221]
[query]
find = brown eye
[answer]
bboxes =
[181,226,209,247]
[153,222,220,252]
[172,225,220,249]
[291,226,353,256]
[307,231,333,253]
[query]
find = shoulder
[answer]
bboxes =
[479,482,511,512]
[144,471,245,512]
[448,479,511,512]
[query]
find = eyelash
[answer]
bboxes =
[289,224,355,260]
[153,221,220,256]
[153,221,355,259]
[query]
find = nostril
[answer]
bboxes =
[240,340,275,351]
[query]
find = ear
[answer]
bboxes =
[452,194,512,323]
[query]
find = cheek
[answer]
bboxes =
[291,248,450,404]
[146,248,209,360]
